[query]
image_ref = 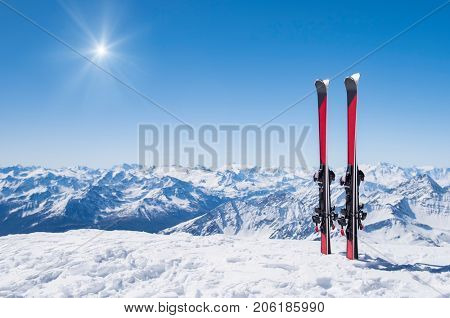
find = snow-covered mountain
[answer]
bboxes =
[0,165,222,235]
[0,163,449,246]
[162,169,450,246]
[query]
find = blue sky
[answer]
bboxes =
[0,0,449,168]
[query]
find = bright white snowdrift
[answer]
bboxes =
[0,230,448,297]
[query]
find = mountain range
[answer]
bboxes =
[0,163,448,246]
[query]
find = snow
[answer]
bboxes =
[0,230,448,298]
[0,163,449,245]
[350,72,361,83]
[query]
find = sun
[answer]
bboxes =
[95,44,108,58]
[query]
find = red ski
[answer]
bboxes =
[338,73,367,260]
[312,79,336,255]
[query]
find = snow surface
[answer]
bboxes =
[0,230,448,298]
[319,79,330,87]
[350,73,360,83]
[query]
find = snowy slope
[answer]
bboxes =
[0,165,223,235]
[0,230,448,297]
[163,168,450,246]
[0,163,449,247]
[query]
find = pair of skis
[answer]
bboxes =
[311,73,366,260]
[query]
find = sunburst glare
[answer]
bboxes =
[95,43,108,58]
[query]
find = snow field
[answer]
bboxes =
[0,230,448,298]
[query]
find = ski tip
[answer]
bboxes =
[347,73,360,84]
[315,79,330,89]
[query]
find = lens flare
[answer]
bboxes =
[95,44,108,58]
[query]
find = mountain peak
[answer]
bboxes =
[0,163,448,245]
